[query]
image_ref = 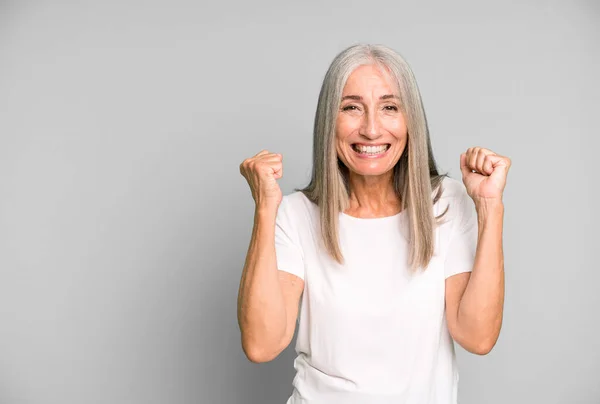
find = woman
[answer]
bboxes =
[237,44,511,404]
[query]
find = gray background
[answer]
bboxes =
[0,1,598,403]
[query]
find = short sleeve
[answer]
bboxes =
[275,196,305,280]
[444,187,478,279]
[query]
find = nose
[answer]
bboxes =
[359,108,382,140]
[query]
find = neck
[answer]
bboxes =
[346,171,402,217]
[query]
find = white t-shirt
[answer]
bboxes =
[274,176,478,404]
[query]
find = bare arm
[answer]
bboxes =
[237,150,304,363]
[237,207,304,363]
[445,202,505,355]
[446,147,510,355]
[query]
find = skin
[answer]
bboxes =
[237,64,511,362]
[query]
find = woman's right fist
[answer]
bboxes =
[239,150,283,209]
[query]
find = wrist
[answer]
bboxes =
[255,203,279,221]
[473,197,504,210]
[474,198,504,220]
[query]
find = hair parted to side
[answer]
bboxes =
[296,43,448,273]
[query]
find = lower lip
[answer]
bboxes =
[352,145,390,159]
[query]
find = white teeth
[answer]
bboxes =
[354,144,389,154]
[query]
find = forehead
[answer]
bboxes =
[343,64,398,94]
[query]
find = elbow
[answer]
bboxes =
[241,338,284,364]
[243,346,278,364]
[470,336,498,356]
[472,344,492,356]
[455,330,498,355]
[452,317,502,356]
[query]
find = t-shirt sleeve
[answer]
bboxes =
[274,196,305,280]
[444,186,478,279]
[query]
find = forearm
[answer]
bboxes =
[237,206,287,359]
[457,201,505,352]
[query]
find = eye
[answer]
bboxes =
[384,105,398,111]
[342,105,359,111]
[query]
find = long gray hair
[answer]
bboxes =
[297,44,448,272]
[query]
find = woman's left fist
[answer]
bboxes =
[460,147,511,202]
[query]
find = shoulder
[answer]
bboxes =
[438,176,468,200]
[281,191,316,214]
[282,190,309,206]
[437,176,476,228]
[278,191,317,228]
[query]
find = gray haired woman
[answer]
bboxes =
[238,44,511,404]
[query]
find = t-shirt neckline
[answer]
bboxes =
[340,210,405,221]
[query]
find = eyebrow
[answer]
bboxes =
[341,94,399,101]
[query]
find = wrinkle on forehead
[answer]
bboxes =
[343,63,400,98]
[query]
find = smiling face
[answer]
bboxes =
[335,64,408,178]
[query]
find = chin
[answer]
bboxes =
[344,160,394,176]
[349,167,392,177]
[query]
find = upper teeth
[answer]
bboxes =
[356,145,388,153]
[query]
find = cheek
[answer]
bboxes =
[336,116,357,139]
[387,119,407,138]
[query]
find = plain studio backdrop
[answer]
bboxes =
[0,1,598,403]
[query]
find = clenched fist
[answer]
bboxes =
[460,147,511,203]
[240,150,284,210]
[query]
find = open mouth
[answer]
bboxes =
[351,143,391,155]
